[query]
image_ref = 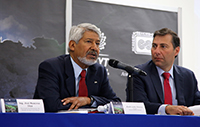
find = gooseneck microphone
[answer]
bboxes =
[108,59,147,76]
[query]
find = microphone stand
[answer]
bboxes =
[127,73,133,102]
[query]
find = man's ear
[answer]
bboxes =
[175,46,180,56]
[68,40,76,52]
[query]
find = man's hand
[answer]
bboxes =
[61,97,91,110]
[165,105,194,115]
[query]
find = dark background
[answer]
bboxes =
[0,0,65,98]
[72,0,178,101]
[0,0,178,101]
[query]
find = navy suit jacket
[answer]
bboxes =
[34,55,120,112]
[127,60,200,114]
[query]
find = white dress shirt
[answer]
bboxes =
[156,66,178,115]
[70,56,97,107]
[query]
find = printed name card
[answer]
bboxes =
[110,102,146,114]
[122,102,146,114]
[0,99,44,113]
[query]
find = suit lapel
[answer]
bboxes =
[85,65,97,95]
[173,66,185,105]
[149,63,164,103]
[64,55,76,96]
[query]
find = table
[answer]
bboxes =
[0,113,200,127]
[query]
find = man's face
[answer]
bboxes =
[70,31,100,68]
[151,34,180,71]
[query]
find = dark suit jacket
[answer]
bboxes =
[34,55,120,112]
[127,60,200,114]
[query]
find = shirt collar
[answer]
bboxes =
[156,65,174,78]
[70,56,85,79]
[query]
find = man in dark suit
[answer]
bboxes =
[128,28,200,115]
[34,23,120,112]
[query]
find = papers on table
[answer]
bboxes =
[57,108,97,113]
[189,105,200,116]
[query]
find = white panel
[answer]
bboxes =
[66,0,72,54]
[89,0,178,12]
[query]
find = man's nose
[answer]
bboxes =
[91,42,99,51]
[153,47,161,55]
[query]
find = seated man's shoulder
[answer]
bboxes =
[42,54,68,63]
[174,65,194,75]
[90,62,104,70]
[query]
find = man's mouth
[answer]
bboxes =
[154,57,163,61]
[86,51,98,59]
[88,54,96,58]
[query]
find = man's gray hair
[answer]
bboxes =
[68,23,101,52]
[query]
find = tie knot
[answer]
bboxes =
[162,72,170,79]
[80,70,86,78]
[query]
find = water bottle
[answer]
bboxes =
[97,103,111,114]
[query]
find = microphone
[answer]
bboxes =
[108,59,147,76]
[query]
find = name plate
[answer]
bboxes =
[110,102,146,114]
[0,99,44,113]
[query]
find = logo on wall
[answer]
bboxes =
[99,33,106,51]
[132,31,153,55]
[97,32,110,75]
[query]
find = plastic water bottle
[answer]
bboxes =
[97,103,111,114]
